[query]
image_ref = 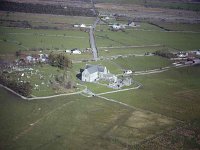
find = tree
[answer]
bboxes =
[48,53,72,70]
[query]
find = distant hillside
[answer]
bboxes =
[0,1,96,17]
[94,0,200,11]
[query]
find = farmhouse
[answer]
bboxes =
[71,48,81,54]
[110,24,126,30]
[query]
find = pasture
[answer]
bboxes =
[0,87,179,150]
[0,11,95,28]
[0,9,200,149]
[103,66,200,121]
[0,27,89,53]
[113,55,172,71]
[95,26,200,50]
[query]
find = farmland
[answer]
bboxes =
[0,87,179,150]
[1,66,200,149]
[1,0,200,149]
[95,26,200,50]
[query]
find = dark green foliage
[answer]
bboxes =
[0,73,32,97]
[0,1,96,17]
[154,50,175,58]
[48,52,72,70]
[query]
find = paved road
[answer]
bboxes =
[89,0,100,61]
[90,17,100,61]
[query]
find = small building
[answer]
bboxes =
[65,50,71,53]
[124,70,132,75]
[71,48,82,54]
[128,22,136,27]
[102,16,110,21]
[73,24,80,28]
[80,24,86,28]
[177,52,188,58]
[110,24,126,30]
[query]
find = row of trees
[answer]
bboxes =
[0,72,32,97]
[48,53,72,70]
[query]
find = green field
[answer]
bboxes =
[98,46,167,56]
[1,65,200,149]
[1,8,200,149]
[0,87,179,150]
[152,22,200,32]
[0,27,89,53]
[95,27,200,50]
[104,66,200,121]
[0,11,95,28]
[113,55,172,71]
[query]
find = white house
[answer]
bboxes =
[110,24,126,30]
[177,52,188,58]
[102,16,110,21]
[82,65,108,82]
[124,70,132,75]
[128,22,136,27]
[80,24,86,28]
[73,24,80,28]
[65,50,71,53]
[72,49,81,54]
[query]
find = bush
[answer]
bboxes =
[48,53,72,70]
[0,73,32,97]
[154,50,175,58]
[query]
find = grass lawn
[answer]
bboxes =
[103,66,200,121]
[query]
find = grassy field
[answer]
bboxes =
[1,8,200,149]
[113,55,172,71]
[0,11,95,28]
[0,27,89,53]
[95,26,200,50]
[0,87,179,150]
[152,22,200,32]
[98,46,171,57]
[104,66,200,121]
